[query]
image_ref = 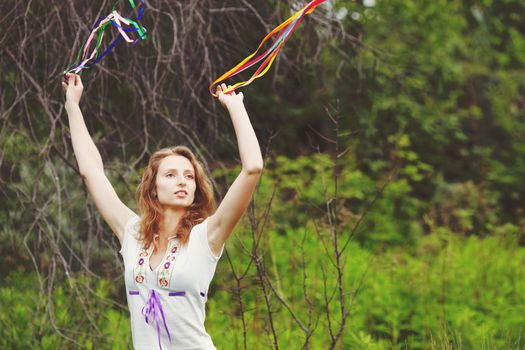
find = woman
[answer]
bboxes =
[62,73,263,349]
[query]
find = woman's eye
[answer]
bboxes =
[166,173,174,178]
[186,175,194,179]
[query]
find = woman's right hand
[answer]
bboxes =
[62,73,84,106]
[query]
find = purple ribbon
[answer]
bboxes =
[142,290,171,349]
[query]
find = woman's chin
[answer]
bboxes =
[161,201,191,210]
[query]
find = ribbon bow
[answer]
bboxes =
[142,290,172,349]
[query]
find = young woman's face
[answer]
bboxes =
[155,155,196,209]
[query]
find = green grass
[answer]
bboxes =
[1,232,524,349]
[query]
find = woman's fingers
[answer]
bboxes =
[215,83,242,98]
[215,84,223,99]
[219,83,236,96]
[64,73,83,88]
[65,73,79,86]
[61,82,68,93]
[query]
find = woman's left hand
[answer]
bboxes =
[216,83,244,109]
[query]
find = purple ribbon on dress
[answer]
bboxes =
[142,290,172,349]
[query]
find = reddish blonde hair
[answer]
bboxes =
[136,146,216,248]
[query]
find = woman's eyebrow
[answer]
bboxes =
[164,168,194,173]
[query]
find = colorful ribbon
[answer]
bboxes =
[209,0,326,96]
[64,0,147,77]
[142,290,172,350]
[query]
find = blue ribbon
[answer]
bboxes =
[64,0,147,76]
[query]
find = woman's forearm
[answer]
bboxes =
[65,102,104,175]
[227,102,263,173]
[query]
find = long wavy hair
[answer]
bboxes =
[136,146,216,248]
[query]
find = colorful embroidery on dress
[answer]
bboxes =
[134,244,153,285]
[133,238,180,289]
[156,240,179,289]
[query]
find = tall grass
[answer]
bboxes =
[1,232,523,349]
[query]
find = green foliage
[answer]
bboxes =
[214,152,424,249]
[2,215,524,349]
[0,272,131,349]
[205,228,525,349]
[1,0,525,348]
[332,0,525,229]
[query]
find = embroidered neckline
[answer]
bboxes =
[134,238,181,289]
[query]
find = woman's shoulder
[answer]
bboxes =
[125,213,141,233]
[188,216,223,260]
[119,214,142,254]
[190,216,209,233]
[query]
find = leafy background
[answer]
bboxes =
[1,0,524,349]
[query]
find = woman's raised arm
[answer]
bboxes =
[207,84,264,256]
[62,74,135,243]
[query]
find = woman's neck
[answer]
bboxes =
[156,207,185,248]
